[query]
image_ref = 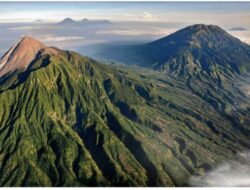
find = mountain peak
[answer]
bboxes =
[57,18,76,25]
[145,24,250,74]
[107,24,250,76]
[179,24,227,38]
[189,24,221,30]
[82,18,89,22]
[18,36,47,49]
[0,36,58,77]
[150,24,241,49]
[62,18,74,22]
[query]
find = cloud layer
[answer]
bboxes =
[229,31,250,44]
[189,152,250,187]
[42,36,85,42]
[0,20,249,59]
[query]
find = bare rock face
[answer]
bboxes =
[0,36,59,77]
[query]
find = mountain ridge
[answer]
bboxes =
[56,18,112,26]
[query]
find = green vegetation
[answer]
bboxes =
[0,47,249,186]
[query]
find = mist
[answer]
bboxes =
[189,152,250,187]
[0,20,249,59]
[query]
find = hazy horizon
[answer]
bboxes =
[0,2,250,57]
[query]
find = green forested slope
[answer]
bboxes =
[0,48,249,186]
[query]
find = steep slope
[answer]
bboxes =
[0,36,58,77]
[138,24,250,76]
[0,37,250,187]
[95,24,250,78]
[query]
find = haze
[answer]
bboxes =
[0,2,250,57]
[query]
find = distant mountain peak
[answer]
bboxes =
[82,18,89,22]
[57,18,76,25]
[0,36,59,77]
[57,18,112,26]
[79,18,112,24]
[62,18,75,22]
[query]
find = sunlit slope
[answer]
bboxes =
[0,48,249,186]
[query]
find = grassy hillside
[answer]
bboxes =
[0,50,249,186]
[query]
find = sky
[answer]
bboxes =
[0,2,250,27]
[0,2,249,58]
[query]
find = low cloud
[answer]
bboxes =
[228,30,250,44]
[189,152,250,187]
[42,36,85,42]
[143,12,155,19]
[97,29,153,36]
[8,25,41,31]
[96,28,176,37]
[121,11,158,21]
